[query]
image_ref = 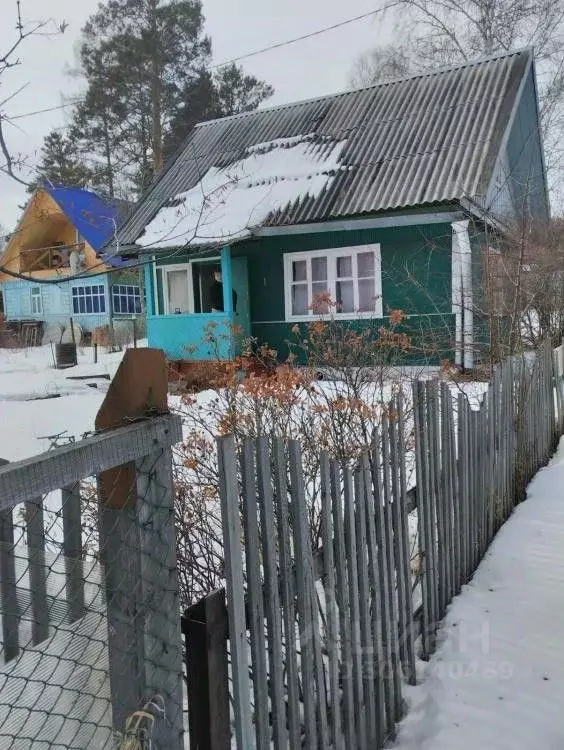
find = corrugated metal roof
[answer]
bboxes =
[115,49,532,251]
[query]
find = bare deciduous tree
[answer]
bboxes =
[351,0,564,204]
[0,1,61,186]
[398,0,564,64]
[349,43,414,88]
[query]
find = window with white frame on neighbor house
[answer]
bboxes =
[30,286,42,315]
[71,285,106,314]
[284,245,382,320]
[112,284,142,314]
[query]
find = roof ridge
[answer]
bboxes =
[44,184,134,209]
[109,47,541,250]
[194,48,533,128]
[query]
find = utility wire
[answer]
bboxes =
[210,5,397,69]
[4,5,395,122]
[8,100,82,121]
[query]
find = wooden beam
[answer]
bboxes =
[96,348,169,509]
[0,458,19,662]
[97,349,184,747]
[183,589,230,750]
[0,415,182,509]
[220,246,233,316]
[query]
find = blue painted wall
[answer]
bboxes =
[146,313,233,359]
[487,65,549,223]
[143,223,458,363]
[1,275,112,332]
[144,247,239,359]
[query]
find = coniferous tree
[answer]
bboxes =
[62,0,273,197]
[166,64,274,157]
[214,63,274,116]
[33,0,274,198]
[29,130,92,193]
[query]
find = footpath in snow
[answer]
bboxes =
[395,438,564,750]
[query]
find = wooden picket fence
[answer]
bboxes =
[182,342,564,750]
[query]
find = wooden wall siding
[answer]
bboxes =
[0,189,102,282]
[214,341,563,749]
[0,275,113,332]
[145,219,512,365]
[487,66,549,224]
[235,223,455,364]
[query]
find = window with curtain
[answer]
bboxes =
[284,245,382,320]
[30,286,42,315]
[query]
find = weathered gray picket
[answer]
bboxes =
[256,438,287,750]
[215,342,564,750]
[240,440,269,750]
[272,438,301,750]
[329,460,355,747]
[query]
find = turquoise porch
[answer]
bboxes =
[143,246,249,360]
[146,313,234,360]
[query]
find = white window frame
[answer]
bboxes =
[283,244,383,321]
[162,263,194,315]
[30,286,42,315]
[161,257,221,315]
[71,284,106,315]
[112,284,142,315]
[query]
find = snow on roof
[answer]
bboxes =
[137,134,348,249]
[113,50,537,253]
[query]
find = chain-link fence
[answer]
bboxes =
[0,413,184,749]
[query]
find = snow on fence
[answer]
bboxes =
[0,414,184,749]
[186,342,564,750]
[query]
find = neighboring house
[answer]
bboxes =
[0,186,141,338]
[105,49,548,366]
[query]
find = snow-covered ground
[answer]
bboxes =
[395,437,564,750]
[0,344,136,461]
[3,343,564,750]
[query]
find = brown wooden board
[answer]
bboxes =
[95,348,169,509]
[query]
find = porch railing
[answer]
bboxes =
[20,242,86,272]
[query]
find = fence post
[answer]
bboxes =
[61,482,86,623]
[136,442,185,749]
[96,349,183,748]
[25,497,49,645]
[98,480,144,735]
[98,418,183,748]
[182,589,230,750]
[0,458,19,662]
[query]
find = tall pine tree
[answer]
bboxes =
[50,0,274,198]
[29,130,92,192]
[166,64,274,157]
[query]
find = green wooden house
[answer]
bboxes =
[106,49,548,368]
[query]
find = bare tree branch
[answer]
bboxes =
[0,1,62,187]
[0,116,29,186]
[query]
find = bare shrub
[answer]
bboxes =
[173,308,418,606]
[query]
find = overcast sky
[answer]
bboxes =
[0,0,391,231]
